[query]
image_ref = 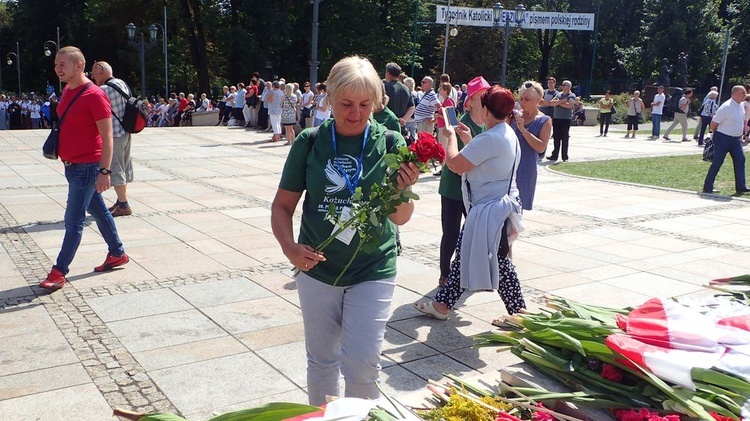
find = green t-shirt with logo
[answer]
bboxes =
[279,119,406,286]
[438,112,485,200]
[373,107,401,132]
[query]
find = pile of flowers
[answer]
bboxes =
[418,375,565,421]
[474,293,750,421]
[316,132,445,285]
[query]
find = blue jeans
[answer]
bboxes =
[55,163,124,275]
[703,131,747,192]
[651,114,661,137]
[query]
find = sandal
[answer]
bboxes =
[491,318,509,328]
[414,301,448,320]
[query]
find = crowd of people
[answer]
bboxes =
[33,43,750,409]
[0,93,59,130]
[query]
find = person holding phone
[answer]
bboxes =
[436,82,455,146]
[436,76,490,287]
[511,81,552,211]
[415,85,525,322]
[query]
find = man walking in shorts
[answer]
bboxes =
[91,61,134,216]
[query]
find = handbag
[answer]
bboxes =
[702,137,715,162]
[43,83,92,160]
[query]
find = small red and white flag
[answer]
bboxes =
[605,334,723,389]
[615,298,750,352]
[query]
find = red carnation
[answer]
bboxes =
[601,364,624,382]
[613,409,642,421]
[531,403,555,421]
[710,413,734,421]
[409,132,446,163]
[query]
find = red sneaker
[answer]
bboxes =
[40,268,67,290]
[94,253,129,272]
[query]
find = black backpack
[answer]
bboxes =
[105,81,148,133]
[669,88,684,114]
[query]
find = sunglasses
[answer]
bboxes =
[523,82,533,89]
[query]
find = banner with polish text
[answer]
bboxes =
[435,6,595,31]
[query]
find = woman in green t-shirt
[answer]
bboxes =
[271,56,420,406]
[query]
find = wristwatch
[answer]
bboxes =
[99,167,112,175]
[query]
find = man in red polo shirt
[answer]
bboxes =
[174,92,188,127]
[40,46,129,291]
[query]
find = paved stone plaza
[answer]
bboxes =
[2,122,749,420]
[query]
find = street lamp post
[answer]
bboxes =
[494,3,525,87]
[127,23,147,98]
[309,0,321,86]
[44,40,61,93]
[148,6,168,98]
[6,42,21,94]
[442,0,459,75]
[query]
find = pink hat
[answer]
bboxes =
[464,76,491,106]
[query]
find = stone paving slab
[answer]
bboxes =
[0,383,118,421]
[2,124,750,419]
[149,352,298,416]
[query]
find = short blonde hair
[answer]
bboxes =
[403,77,415,91]
[518,81,543,99]
[326,56,382,107]
[285,83,294,96]
[57,46,86,68]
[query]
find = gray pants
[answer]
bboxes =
[664,112,688,140]
[296,272,395,406]
[416,120,435,135]
[111,133,133,186]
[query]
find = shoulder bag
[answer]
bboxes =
[43,83,92,160]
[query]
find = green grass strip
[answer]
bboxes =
[552,152,750,196]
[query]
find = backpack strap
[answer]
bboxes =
[57,82,93,128]
[306,126,320,155]
[104,81,132,126]
[105,81,132,99]
[385,130,396,152]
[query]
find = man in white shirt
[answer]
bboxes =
[649,85,665,139]
[702,85,750,194]
[412,77,440,134]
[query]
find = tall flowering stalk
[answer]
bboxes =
[318,132,445,286]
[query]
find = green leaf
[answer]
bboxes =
[383,153,401,169]
[369,211,380,227]
[352,187,363,201]
[402,191,420,201]
[139,414,188,421]
[692,367,750,395]
[206,403,322,421]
